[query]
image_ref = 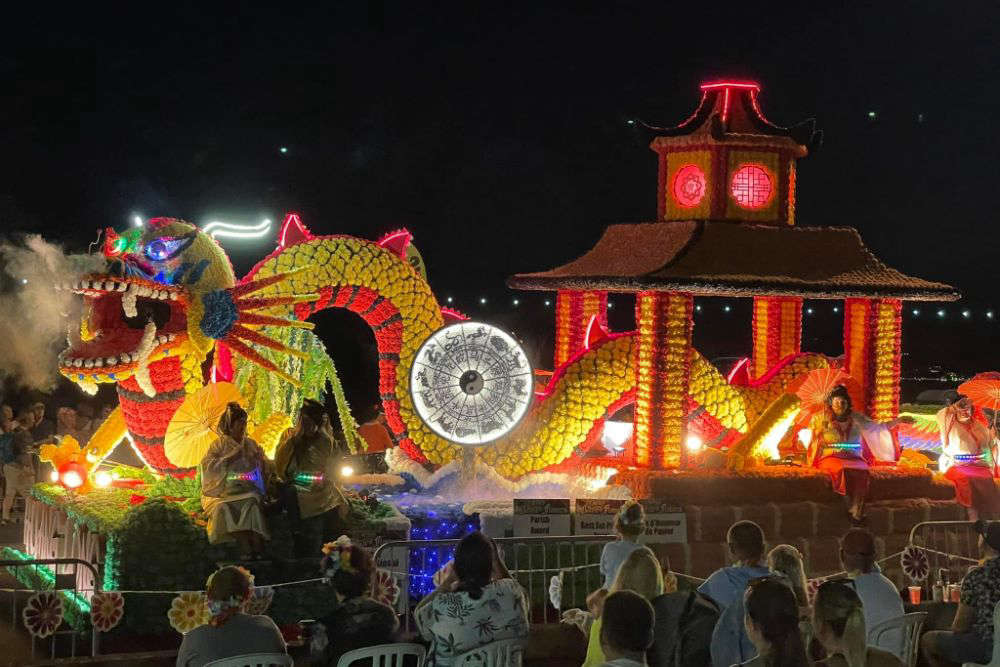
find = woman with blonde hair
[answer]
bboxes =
[767,545,809,608]
[813,580,903,667]
[583,546,664,667]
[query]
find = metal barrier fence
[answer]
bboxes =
[907,520,980,588]
[0,557,100,659]
[374,535,618,631]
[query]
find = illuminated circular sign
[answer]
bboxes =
[410,322,532,446]
[730,164,773,209]
[672,164,707,208]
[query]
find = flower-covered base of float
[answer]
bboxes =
[12,475,409,636]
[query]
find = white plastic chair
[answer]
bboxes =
[868,612,926,667]
[204,653,293,667]
[336,642,426,667]
[453,638,524,667]
[963,600,1000,667]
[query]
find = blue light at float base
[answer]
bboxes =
[202,218,272,240]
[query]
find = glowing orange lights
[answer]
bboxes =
[751,297,802,380]
[554,290,608,368]
[672,164,707,208]
[634,291,693,469]
[731,164,774,209]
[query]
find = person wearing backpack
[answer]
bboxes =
[2,410,36,524]
[648,576,719,667]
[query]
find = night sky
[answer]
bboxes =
[2,4,998,402]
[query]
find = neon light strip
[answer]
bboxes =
[700,81,760,90]
[202,219,272,239]
[726,357,750,384]
[722,87,731,124]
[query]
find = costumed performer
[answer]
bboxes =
[937,394,1000,521]
[275,399,350,557]
[806,385,911,525]
[200,402,272,560]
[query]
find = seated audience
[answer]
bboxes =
[921,519,1000,667]
[698,520,770,611]
[599,500,646,589]
[814,580,903,667]
[839,529,904,656]
[648,557,718,667]
[741,577,810,667]
[415,532,528,666]
[317,539,399,666]
[712,544,810,667]
[599,590,655,667]
[584,546,664,667]
[176,565,286,667]
[200,403,272,559]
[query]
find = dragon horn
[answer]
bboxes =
[221,336,301,386]
[232,267,308,298]
[238,313,315,329]
[227,324,309,360]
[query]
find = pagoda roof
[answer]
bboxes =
[644,81,822,156]
[508,222,959,301]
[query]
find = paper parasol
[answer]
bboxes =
[165,382,244,467]
[788,367,863,412]
[957,376,1000,428]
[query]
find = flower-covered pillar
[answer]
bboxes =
[633,291,693,469]
[554,290,608,368]
[751,296,802,379]
[843,298,902,420]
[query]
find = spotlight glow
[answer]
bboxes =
[62,470,84,489]
[94,470,112,488]
[132,215,144,227]
[685,435,704,453]
[797,428,812,447]
[601,420,633,452]
[49,470,59,483]
[340,465,354,478]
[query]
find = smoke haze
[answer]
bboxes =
[0,234,104,389]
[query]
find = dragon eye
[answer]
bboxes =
[110,238,126,255]
[143,236,190,262]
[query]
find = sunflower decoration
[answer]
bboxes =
[168,592,210,634]
[90,591,125,632]
[371,569,400,608]
[901,544,930,582]
[23,591,64,638]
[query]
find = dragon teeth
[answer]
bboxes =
[122,285,138,318]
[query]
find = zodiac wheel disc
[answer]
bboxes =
[410,322,533,446]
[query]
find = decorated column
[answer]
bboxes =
[843,298,902,420]
[633,291,694,469]
[554,289,608,367]
[751,296,803,379]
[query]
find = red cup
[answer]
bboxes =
[908,585,922,604]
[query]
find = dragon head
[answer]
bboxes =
[57,218,235,394]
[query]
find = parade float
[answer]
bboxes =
[11,79,990,638]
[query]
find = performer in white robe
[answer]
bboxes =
[200,402,272,559]
[937,395,1000,520]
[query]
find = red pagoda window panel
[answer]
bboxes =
[730,164,773,209]
[672,164,707,208]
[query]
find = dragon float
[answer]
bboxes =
[56,214,831,482]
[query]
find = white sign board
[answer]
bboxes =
[638,499,687,544]
[574,499,626,535]
[513,499,571,537]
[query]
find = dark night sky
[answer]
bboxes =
[2,3,999,303]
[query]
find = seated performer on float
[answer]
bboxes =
[936,394,1000,520]
[200,402,273,560]
[275,399,350,557]
[806,385,909,525]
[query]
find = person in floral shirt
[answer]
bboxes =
[415,532,528,666]
[922,520,1000,666]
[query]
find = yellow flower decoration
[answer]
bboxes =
[168,592,210,634]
